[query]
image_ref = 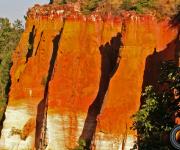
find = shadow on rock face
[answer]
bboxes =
[79,32,123,149]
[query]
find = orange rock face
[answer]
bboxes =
[0,4,179,150]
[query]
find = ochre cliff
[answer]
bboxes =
[0,4,178,150]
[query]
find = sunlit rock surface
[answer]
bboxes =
[0,4,178,150]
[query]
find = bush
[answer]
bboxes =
[81,0,102,14]
[10,127,22,136]
[120,0,180,17]
[58,0,78,5]
[131,61,180,149]
[59,0,67,5]
[121,0,133,11]
[73,139,87,150]
[121,0,156,13]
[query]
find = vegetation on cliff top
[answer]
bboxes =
[0,18,23,121]
[121,0,180,16]
[131,61,180,149]
[80,0,102,14]
[55,0,180,17]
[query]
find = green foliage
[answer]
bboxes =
[159,61,180,89]
[0,18,23,121]
[121,0,133,11]
[131,61,180,149]
[121,0,156,13]
[24,15,27,21]
[81,0,102,14]
[73,139,87,150]
[59,0,67,5]
[120,0,180,17]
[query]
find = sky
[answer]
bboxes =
[0,0,49,24]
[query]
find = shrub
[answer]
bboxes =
[81,0,102,14]
[131,61,180,149]
[73,139,87,150]
[121,0,133,11]
[121,0,156,13]
[120,0,180,17]
[58,0,78,5]
[59,0,67,5]
[10,127,22,136]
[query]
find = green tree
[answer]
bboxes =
[131,61,180,149]
[0,18,23,121]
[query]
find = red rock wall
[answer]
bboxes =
[98,16,178,136]
[0,5,178,149]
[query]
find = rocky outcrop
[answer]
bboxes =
[0,4,178,150]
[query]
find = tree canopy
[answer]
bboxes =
[0,18,23,121]
[131,61,180,149]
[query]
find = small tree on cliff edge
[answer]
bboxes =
[131,61,180,150]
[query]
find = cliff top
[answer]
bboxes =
[27,3,159,23]
[28,0,180,17]
[25,0,180,25]
[48,0,180,16]
[27,4,180,23]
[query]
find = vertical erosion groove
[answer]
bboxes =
[17,25,36,82]
[35,31,44,56]
[35,19,65,150]
[79,33,123,149]
[26,25,36,63]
